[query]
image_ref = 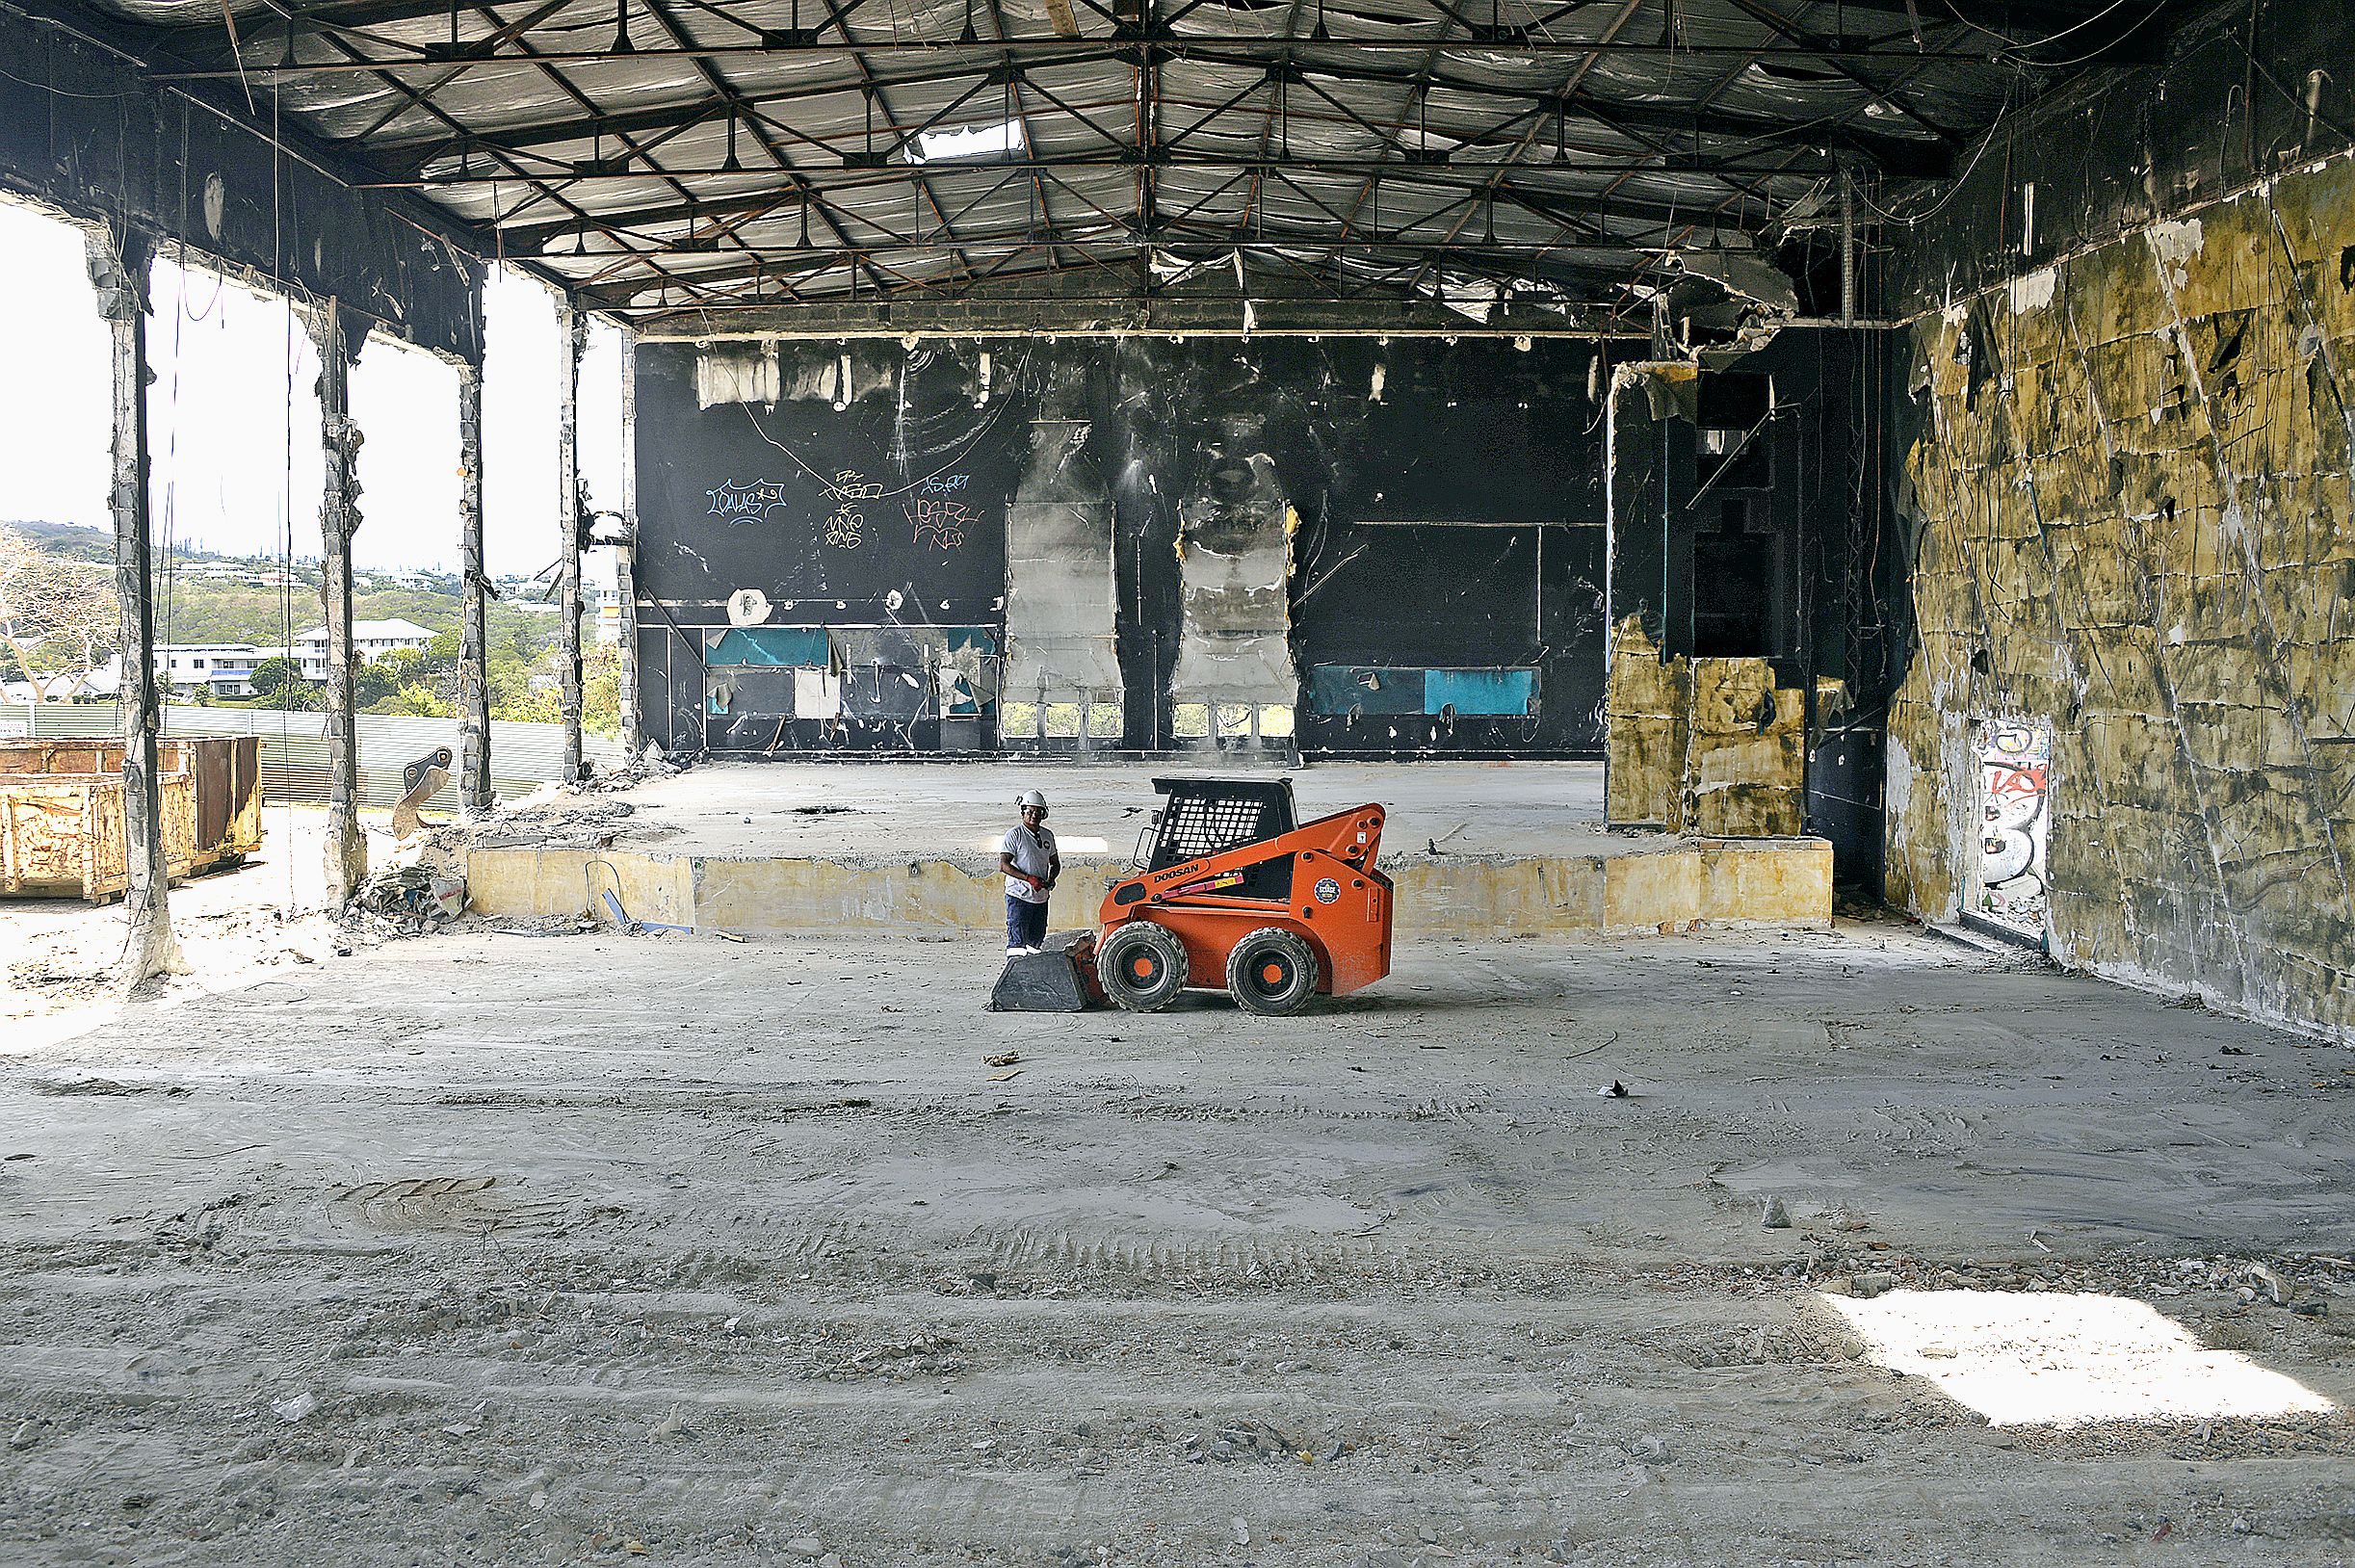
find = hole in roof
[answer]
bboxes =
[908,119,1026,164]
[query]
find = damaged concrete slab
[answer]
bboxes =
[443,761,1834,937]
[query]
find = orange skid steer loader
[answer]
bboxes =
[990,778,1394,1015]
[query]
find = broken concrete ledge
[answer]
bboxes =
[464,837,1832,938]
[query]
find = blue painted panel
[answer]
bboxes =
[1425,668,1537,716]
[1309,666,1426,716]
[947,626,998,657]
[708,626,830,666]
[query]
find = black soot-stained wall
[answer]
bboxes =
[630,336,1608,759]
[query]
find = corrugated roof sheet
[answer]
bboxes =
[63,0,2156,327]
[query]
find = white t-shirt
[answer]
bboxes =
[1002,823,1057,903]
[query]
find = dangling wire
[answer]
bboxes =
[274,66,298,916]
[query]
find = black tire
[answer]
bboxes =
[1098,921,1190,1012]
[1226,927,1320,1016]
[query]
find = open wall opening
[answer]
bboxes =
[144,252,325,684]
[350,332,460,576]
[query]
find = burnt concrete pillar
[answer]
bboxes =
[458,356,491,814]
[87,224,180,985]
[311,301,368,902]
[615,327,641,755]
[556,302,586,782]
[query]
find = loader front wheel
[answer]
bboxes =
[1099,921,1190,1012]
[1226,928,1319,1016]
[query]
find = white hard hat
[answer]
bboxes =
[1016,790,1049,810]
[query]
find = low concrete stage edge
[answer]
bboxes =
[465,836,1833,938]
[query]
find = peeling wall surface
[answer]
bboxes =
[1001,362,1123,743]
[1170,423,1294,730]
[1886,153,2355,1036]
[633,337,1609,756]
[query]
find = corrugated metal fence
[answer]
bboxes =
[0,704,622,809]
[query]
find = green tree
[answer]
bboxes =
[584,645,621,739]
[249,655,304,696]
[378,682,452,719]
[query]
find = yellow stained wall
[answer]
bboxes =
[464,839,1831,939]
[1605,618,1810,837]
[1888,154,2355,1036]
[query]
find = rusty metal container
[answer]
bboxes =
[0,736,261,900]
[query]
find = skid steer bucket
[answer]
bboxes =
[988,930,1103,1012]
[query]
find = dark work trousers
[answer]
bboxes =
[1006,895,1048,951]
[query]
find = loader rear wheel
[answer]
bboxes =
[1099,921,1189,1012]
[1226,928,1319,1016]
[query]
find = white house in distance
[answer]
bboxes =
[293,618,435,681]
[153,642,282,698]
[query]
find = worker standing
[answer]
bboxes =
[999,789,1060,955]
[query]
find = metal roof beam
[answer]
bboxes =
[569,233,1654,305]
[372,46,1950,180]
[495,157,1807,251]
[624,297,1637,334]
[151,35,2059,80]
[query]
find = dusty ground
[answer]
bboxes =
[0,807,352,1052]
[1,917,2350,1567]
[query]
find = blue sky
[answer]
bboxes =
[0,198,624,581]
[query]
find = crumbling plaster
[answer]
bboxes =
[1887,153,2355,1037]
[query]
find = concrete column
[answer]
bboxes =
[556,302,585,783]
[457,358,491,814]
[86,224,179,986]
[311,301,368,902]
[615,327,641,755]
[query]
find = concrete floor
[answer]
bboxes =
[602,761,1611,864]
[2,920,2350,1565]
[1,805,346,1052]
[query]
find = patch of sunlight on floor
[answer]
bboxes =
[1823,1289,2337,1428]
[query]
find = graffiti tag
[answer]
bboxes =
[917,472,972,497]
[822,468,883,549]
[1977,719,2051,932]
[706,478,791,525]
[906,496,974,550]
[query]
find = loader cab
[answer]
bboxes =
[1139,776,1298,871]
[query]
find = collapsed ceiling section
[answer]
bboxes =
[43,0,2175,332]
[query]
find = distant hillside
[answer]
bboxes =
[8,519,565,665]
[7,518,293,571]
[3,519,115,564]
[148,582,562,658]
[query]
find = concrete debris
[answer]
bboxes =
[269,1392,319,1423]
[8,1421,38,1450]
[1601,1081,1629,1098]
[352,864,463,926]
[1760,1195,1792,1229]
[1849,1272,1898,1300]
